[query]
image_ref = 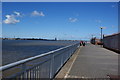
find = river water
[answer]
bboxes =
[2,40,78,65]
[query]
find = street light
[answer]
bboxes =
[100,27,103,42]
[100,27,106,46]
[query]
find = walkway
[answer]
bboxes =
[55,43,118,79]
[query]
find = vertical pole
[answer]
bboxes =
[22,63,26,78]
[50,54,54,79]
[101,27,103,47]
[61,51,63,67]
[101,28,102,42]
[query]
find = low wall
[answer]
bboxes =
[103,33,120,53]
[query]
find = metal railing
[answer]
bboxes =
[0,43,79,79]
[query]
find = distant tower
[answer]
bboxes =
[55,37,57,41]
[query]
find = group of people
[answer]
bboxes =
[80,41,86,46]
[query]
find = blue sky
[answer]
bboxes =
[2,2,118,40]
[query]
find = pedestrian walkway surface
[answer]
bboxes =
[56,43,118,79]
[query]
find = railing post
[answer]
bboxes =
[68,47,71,58]
[61,50,64,67]
[22,63,26,78]
[50,54,54,79]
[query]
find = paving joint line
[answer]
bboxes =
[64,46,82,79]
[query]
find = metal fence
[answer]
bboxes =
[103,33,120,53]
[0,43,79,79]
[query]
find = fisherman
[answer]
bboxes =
[80,41,83,46]
[83,41,86,46]
[80,41,86,46]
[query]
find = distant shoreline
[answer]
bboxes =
[0,38,81,41]
[1,38,57,41]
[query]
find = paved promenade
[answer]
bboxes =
[56,43,118,79]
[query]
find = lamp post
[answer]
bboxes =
[100,27,106,41]
[100,27,106,47]
[100,27,103,43]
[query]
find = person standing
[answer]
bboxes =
[83,41,86,46]
[80,41,86,46]
[80,41,83,46]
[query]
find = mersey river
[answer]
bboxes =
[2,40,78,66]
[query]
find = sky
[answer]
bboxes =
[2,0,120,2]
[2,2,118,40]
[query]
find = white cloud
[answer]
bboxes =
[39,12,45,16]
[69,18,78,22]
[31,10,45,16]
[3,14,20,24]
[112,5,116,8]
[3,11,22,24]
[95,20,101,23]
[100,27,106,29]
[112,25,116,28]
[14,11,21,16]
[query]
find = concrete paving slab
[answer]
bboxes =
[68,44,118,78]
[55,43,118,79]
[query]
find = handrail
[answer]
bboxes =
[0,43,79,71]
